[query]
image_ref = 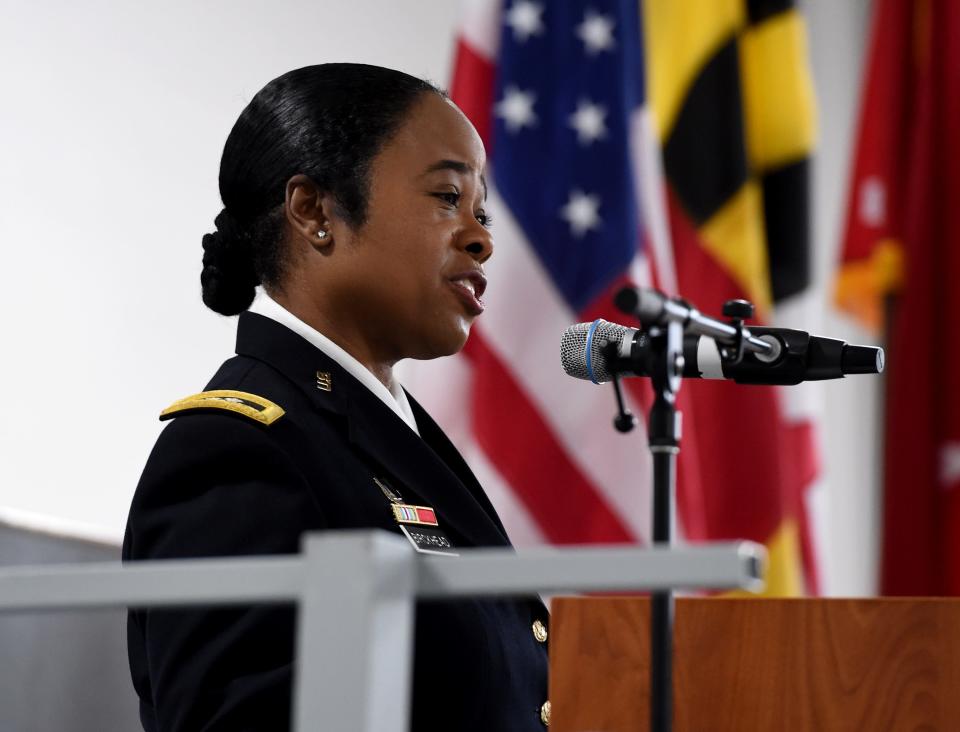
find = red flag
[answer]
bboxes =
[837,0,960,594]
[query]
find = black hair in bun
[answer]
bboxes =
[201,63,444,315]
[200,209,259,315]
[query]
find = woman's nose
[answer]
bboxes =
[463,221,494,263]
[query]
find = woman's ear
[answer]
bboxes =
[285,174,335,251]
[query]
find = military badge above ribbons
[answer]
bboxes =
[373,477,458,556]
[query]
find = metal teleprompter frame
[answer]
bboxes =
[0,530,764,731]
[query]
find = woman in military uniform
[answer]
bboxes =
[123,64,550,731]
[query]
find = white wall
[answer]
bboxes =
[0,1,880,593]
[0,0,459,539]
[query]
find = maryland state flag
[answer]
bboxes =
[837,0,960,595]
[644,0,820,593]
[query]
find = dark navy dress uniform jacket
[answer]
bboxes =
[123,312,550,731]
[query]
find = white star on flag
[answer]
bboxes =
[560,190,602,237]
[576,10,616,55]
[569,100,608,145]
[859,176,887,227]
[496,86,537,132]
[940,442,960,488]
[505,1,544,42]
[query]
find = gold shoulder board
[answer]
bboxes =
[159,390,285,426]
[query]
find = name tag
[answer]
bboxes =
[399,525,459,556]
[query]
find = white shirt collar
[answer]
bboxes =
[247,291,420,436]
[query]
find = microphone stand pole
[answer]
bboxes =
[609,288,763,732]
[607,314,684,732]
[644,318,683,732]
[608,315,684,732]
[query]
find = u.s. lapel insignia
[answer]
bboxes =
[373,476,403,504]
[316,370,333,392]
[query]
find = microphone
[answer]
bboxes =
[561,319,885,386]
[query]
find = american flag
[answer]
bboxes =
[405,0,820,592]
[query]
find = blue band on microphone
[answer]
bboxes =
[585,319,602,384]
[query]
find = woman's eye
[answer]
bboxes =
[434,192,492,228]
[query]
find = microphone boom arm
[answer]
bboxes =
[615,286,776,362]
[611,287,884,385]
[603,326,884,386]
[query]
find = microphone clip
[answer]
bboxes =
[611,374,636,433]
[718,299,756,366]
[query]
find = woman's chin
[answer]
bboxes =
[410,320,473,360]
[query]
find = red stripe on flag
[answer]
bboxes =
[787,419,821,593]
[450,38,496,150]
[463,332,635,544]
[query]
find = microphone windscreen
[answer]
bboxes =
[561,319,630,383]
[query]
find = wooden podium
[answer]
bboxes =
[549,597,960,730]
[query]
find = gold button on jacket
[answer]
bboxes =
[532,619,548,643]
[540,700,551,726]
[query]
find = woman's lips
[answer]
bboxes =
[447,271,487,316]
